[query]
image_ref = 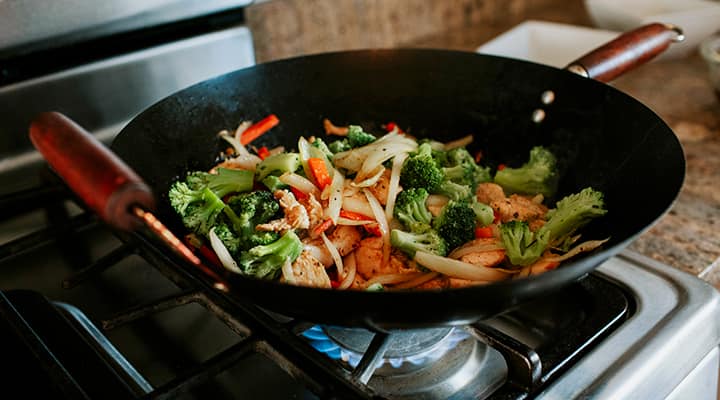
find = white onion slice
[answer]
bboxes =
[281,259,295,284]
[544,239,609,263]
[342,195,374,218]
[414,251,509,281]
[233,120,253,141]
[366,272,424,286]
[337,217,373,226]
[321,232,344,278]
[384,152,407,223]
[339,252,357,290]
[448,239,505,259]
[325,168,344,223]
[350,166,385,188]
[279,172,320,197]
[364,188,390,268]
[208,227,242,274]
[443,135,473,150]
[393,272,440,289]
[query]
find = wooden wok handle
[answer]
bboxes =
[565,23,684,82]
[29,112,155,231]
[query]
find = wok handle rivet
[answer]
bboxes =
[541,90,555,105]
[532,109,546,124]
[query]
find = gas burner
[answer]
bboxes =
[303,325,507,399]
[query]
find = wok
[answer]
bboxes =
[29,23,685,330]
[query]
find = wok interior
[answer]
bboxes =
[112,50,684,327]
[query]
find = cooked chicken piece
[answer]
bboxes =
[416,276,449,290]
[448,278,487,288]
[257,189,310,232]
[476,182,548,227]
[459,249,506,268]
[367,169,392,205]
[425,194,449,217]
[476,182,506,205]
[283,251,331,288]
[299,193,324,231]
[302,226,362,267]
[355,237,416,279]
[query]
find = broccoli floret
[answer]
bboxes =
[434,180,473,201]
[499,220,550,266]
[494,146,559,198]
[400,142,444,191]
[212,222,241,255]
[238,230,303,279]
[346,125,376,148]
[224,191,281,250]
[255,152,301,181]
[470,201,494,226]
[185,168,254,198]
[328,139,351,153]
[432,200,476,251]
[311,137,334,160]
[169,183,226,236]
[261,175,290,192]
[540,187,607,246]
[393,188,433,233]
[391,229,447,258]
[441,148,492,189]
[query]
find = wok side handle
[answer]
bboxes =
[29,112,155,231]
[565,23,684,83]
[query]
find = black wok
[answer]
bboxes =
[30,24,685,330]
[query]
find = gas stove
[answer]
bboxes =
[1,4,719,399]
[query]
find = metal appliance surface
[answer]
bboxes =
[0,6,719,399]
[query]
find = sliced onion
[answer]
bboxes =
[281,259,295,284]
[364,188,390,268]
[544,238,609,263]
[448,238,505,259]
[338,252,357,290]
[414,251,509,281]
[443,135,473,150]
[366,272,424,286]
[325,168,345,223]
[351,165,385,188]
[303,243,332,267]
[321,232,344,278]
[297,137,315,184]
[233,120,252,141]
[337,217,373,226]
[393,272,440,289]
[208,227,242,274]
[342,195,374,218]
[279,172,320,197]
[384,152,407,223]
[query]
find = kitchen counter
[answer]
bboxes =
[247,1,720,288]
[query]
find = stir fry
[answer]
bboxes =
[168,116,608,290]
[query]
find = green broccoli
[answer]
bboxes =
[494,146,559,199]
[400,142,444,191]
[168,183,226,236]
[185,168,254,198]
[434,180,473,201]
[441,148,492,189]
[470,200,494,227]
[432,200,476,251]
[255,152,301,181]
[325,125,376,153]
[261,175,290,192]
[390,229,447,258]
[393,188,433,233]
[238,230,303,279]
[310,137,334,160]
[224,191,281,250]
[540,187,607,247]
[212,221,241,255]
[499,220,550,266]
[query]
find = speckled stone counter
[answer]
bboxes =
[247,1,720,288]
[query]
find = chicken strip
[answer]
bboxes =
[302,225,363,267]
[476,182,548,227]
[283,250,331,288]
[257,189,309,232]
[355,237,416,280]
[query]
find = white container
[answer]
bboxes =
[585,0,720,58]
[476,20,620,68]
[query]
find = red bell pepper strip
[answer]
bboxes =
[308,157,332,189]
[256,146,270,160]
[290,186,308,201]
[312,218,334,237]
[240,114,279,145]
[475,226,494,239]
[497,163,506,171]
[339,209,373,221]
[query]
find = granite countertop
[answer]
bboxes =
[405,3,720,288]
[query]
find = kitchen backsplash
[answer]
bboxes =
[246,0,561,62]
